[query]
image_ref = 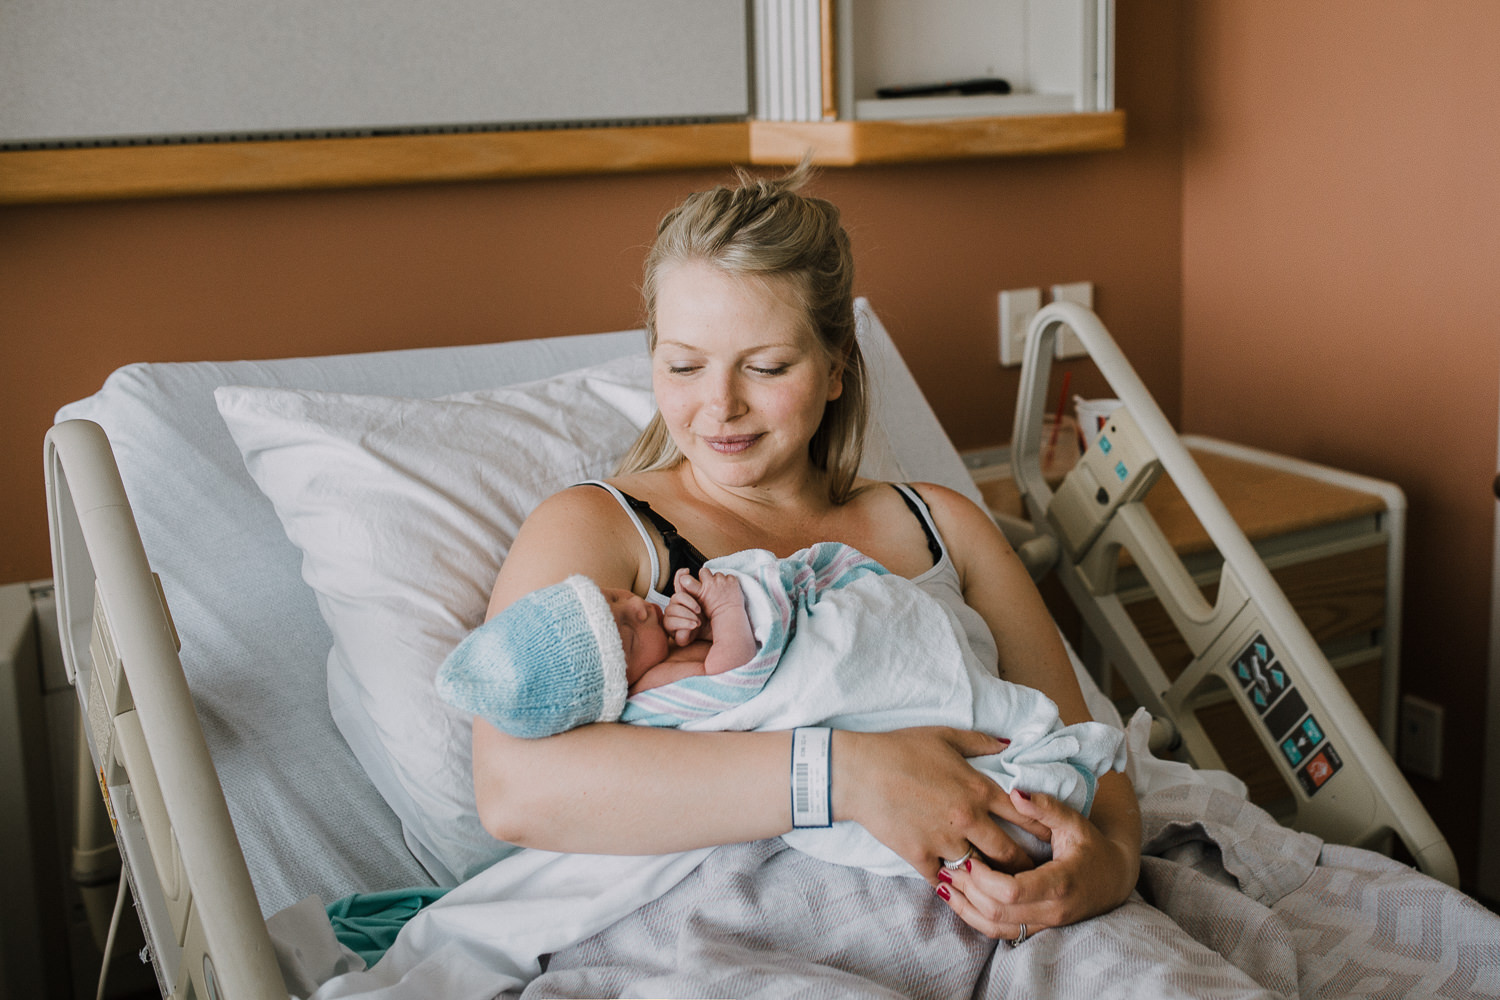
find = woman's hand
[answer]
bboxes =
[935,787,1140,940]
[832,727,1053,880]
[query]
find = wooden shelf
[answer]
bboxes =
[750,110,1125,166]
[0,111,1124,204]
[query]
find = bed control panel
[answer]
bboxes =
[1231,633,1344,796]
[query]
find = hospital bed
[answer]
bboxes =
[43,300,1467,998]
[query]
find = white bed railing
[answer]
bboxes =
[46,418,287,999]
[1011,302,1457,886]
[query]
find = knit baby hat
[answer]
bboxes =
[435,575,629,739]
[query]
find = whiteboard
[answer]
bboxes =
[0,0,750,147]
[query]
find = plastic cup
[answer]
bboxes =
[1074,396,1122,452]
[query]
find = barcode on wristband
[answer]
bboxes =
[791,728,832,828]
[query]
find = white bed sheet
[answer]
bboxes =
[55,300,1112,915]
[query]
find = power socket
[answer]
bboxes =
[998,288,1042,367]
[1399,694,1444,780]
[1051,281,1094,359]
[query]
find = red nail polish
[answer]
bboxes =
[964,858,973,872]
[1017,790,1032,801]
[937,868,953,884]
[996,737,1012,745]
[936,884,951,901]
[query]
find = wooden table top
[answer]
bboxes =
[976,447,1387,559]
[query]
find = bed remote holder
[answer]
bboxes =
[1047,405,1162,561]
[1007,302,1458,886]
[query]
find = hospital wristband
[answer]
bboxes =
[790,727,833,829]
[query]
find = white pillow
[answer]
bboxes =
[216,354,657,883]
[212,326,983,886]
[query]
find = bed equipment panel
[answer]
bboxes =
[1009,301,1457,885]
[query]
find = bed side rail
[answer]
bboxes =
[45,419,287,999]
[1011,303,1458,887]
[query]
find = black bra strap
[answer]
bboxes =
[586,483,708,595]
[894,484,944,566]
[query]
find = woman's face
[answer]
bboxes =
[651,260,843,494]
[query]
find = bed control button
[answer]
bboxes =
[1232,635,1288,703]
[1262,686,1307,737]
[1297,743,1343,795]
[1279,713,1325,767]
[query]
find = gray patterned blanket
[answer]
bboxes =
[520,783,1500,999]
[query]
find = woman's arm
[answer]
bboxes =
[476,486,791,851]
[473,484,1029,863]
[913,483,1142,934]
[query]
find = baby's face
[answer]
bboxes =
[601,588,670,679]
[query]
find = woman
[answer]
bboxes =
[473,167,1141,942]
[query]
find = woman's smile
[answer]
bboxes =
[703,433,763,455]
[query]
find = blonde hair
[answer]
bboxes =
[618,165,867,503]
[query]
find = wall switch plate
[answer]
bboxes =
[999,287,1041,367]
[1399,693,1444,780]
[1050,281,1094,359]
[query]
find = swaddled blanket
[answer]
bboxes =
[621,542,1125,874]
[440,540,1127,875]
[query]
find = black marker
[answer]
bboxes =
[875,78,1011,99]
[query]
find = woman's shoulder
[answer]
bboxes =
[902,480,986,515]
[491,482,652,615]
[895,481,1011,559]
[850,478,987,522]
[510,481,654,566]
[526,480,627,520]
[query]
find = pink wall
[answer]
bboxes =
[1181,1,1500,879]
[9,1,1490,889]
[0,6,1185,585]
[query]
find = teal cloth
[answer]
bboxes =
[326,887,451,967]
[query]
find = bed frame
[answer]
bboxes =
[43,304,1457,999]
[1009,302,1456,881]
[47,420,282,998]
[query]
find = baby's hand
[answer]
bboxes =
[663,568,705,646]
[694,570,745,619]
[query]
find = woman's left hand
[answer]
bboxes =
[935,788,1139,941]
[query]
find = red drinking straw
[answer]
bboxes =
[1044,370,1072,463]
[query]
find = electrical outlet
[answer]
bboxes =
[1051,281,1094,359]
[1399,694,1444,780]
[998,288,1041,367]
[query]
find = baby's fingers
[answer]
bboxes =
[662,613,701,648]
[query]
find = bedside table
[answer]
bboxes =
[969,435,1403,810]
